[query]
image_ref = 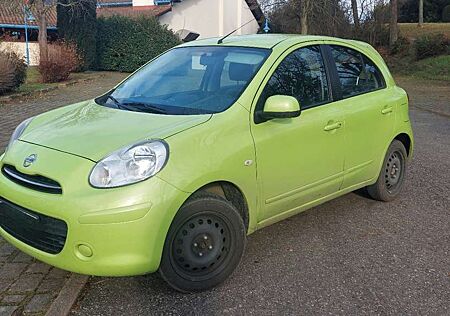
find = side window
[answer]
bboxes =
[330,45,385,98]
[257,45,330,111]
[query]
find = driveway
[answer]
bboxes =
[71,79,450,315]
[0,75,449,315]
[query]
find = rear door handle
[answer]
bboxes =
[324,122,342,131]
[381,106,393,114]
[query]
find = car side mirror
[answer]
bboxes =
[262,95,301,120]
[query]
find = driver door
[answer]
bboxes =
[251,45,346,223]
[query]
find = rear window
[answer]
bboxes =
[330,45,385,98]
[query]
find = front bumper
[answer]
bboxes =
[0,142,189,276]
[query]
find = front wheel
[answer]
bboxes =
[159,192,246,292]
[366,140,408,202]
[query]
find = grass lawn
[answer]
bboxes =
[15,67,103,95]
[399,23,450,39]
[387,23,450,82]
[389,54,450,82]
[16,67,57,93]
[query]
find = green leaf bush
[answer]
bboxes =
[0,51,27,95]
[414,33,449,60]
[57,0,97,71]
[96,16,181,72]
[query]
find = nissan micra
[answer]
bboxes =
[0,35,413,292]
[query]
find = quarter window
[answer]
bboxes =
[330,45,385,98]
[258,46,330,111]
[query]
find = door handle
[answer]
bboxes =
[324,121,342,131]
[381,106,393,114]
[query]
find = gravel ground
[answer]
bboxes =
[71,79,450,315]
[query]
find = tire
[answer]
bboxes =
[367,140,408,202]
[159,192,246,292]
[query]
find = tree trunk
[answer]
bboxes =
[38,16,48,64]
[351,0,359,29]
[36,1,48,64]
[389,0,398,48]
[418,0,424,27]
[301,0,308,35]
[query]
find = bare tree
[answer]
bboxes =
[351,0,360,29]
[300,0,313,34]
[418,0,424,27]
[389,0,398,48]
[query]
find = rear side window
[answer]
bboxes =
[257,45,330,110]
[330,45,385,98]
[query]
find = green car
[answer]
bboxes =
[0,34,413,292]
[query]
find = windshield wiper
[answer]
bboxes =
[107,95,123,109]
[121,102,167,114]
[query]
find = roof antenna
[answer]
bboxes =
[217,19,255,44]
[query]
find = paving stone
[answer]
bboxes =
[0,306,19,316]
[26,262,51,274]
[8,273,45,292]
[24,293,53,313]
[0,263,27,280]
[0,244,16,257]
[37,277,65,294]
[47,268,69,280]
[11,252,34,263]
[0,278,14,292]
[1,294,26,304]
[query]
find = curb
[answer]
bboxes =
[45,274,89,316]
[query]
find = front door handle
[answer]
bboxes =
[381,106,393,114]
[324,121,342,131]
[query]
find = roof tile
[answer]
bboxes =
[0,1,57,28]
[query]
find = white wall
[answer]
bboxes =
[0,42,40,66]
[133,0,153,6]
[158,0,259,39]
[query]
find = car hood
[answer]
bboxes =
[20,100,212,161]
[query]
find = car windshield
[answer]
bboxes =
[97,46,271,115]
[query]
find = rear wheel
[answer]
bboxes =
[367,140,408,201]
[159,192,246,292]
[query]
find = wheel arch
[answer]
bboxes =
[187,181,251,234]
[394,133,412,157]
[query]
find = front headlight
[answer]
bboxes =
[89,140,169,188]
[6,117,34,152]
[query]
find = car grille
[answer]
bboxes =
[0,197,68,254]
[1,164,62,194]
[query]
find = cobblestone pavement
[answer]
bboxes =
[0,72,128,316]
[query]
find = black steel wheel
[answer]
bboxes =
[367,140,408,201]
[159,192,246,292]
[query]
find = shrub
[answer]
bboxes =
[38,42,81,83]
[0,51,27,95]
[96,16,181,72]
[390,35,410,56]
[415,33,449,60]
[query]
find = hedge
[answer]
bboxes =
[57,0,97,70]
[96,16,181,72]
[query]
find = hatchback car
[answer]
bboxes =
[0,34,413,292]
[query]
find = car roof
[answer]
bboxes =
[178,34,368,50]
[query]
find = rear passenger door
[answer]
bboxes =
[325,44,395,188]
